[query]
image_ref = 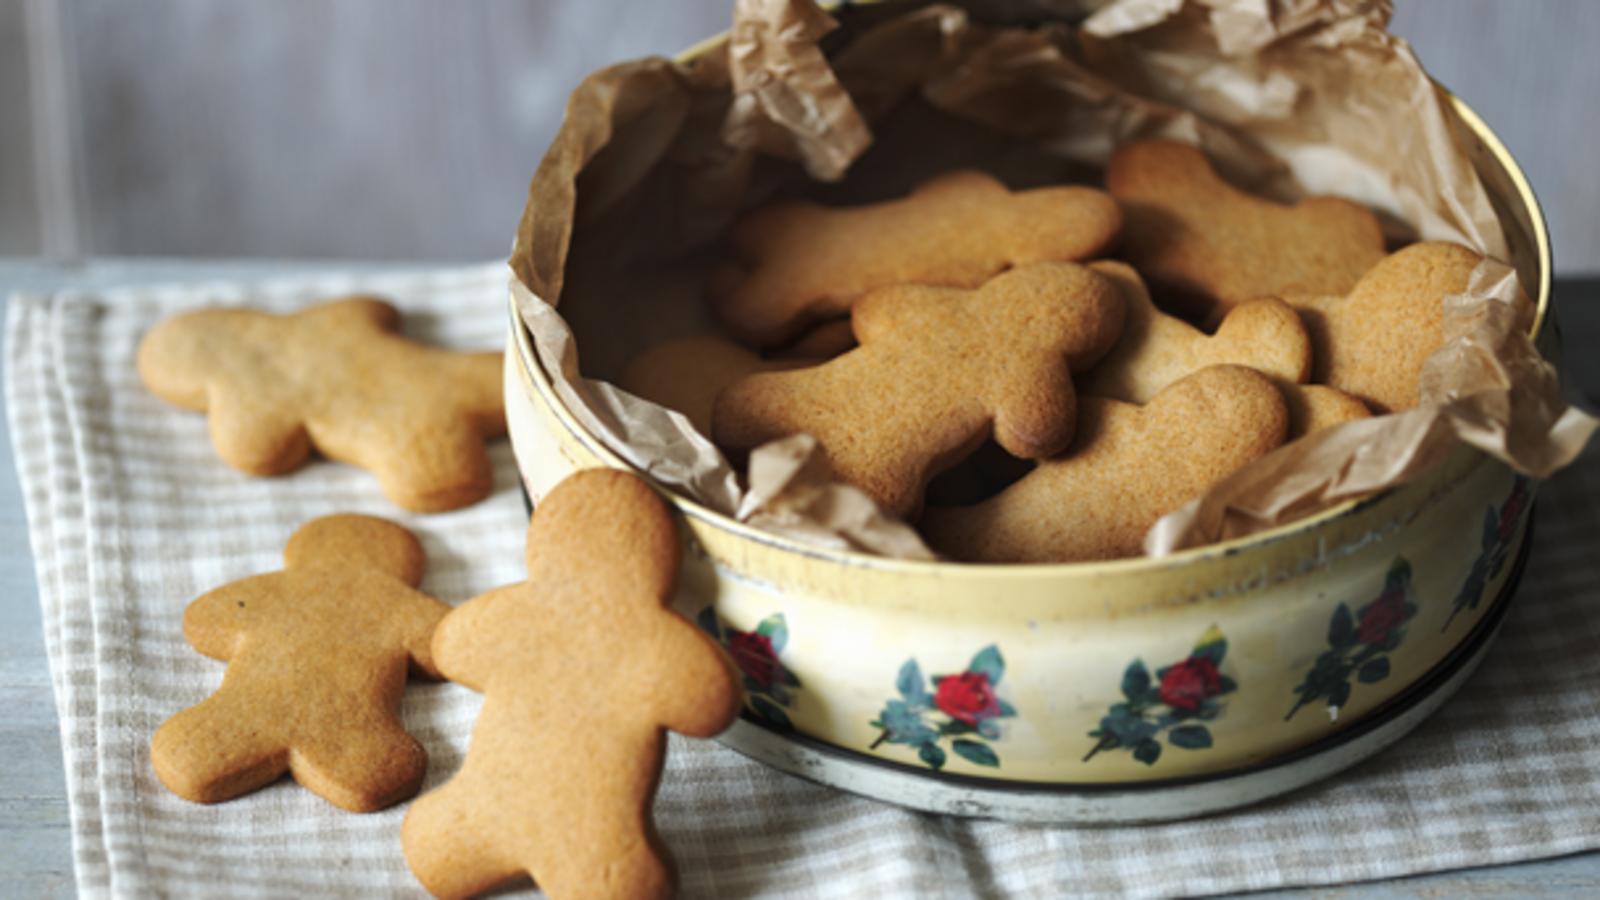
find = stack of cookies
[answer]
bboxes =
[621,139,1494,563]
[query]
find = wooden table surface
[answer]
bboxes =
[4,258,1599,898]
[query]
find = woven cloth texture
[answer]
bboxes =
[8,264,1600,899]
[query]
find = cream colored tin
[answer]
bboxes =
[501,90,1549,818]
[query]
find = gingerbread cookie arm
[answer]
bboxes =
[430,584,524,691]
[181,575,276,662]
[390,586,453,679]
[651,620,742,738]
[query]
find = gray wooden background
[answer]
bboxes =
[3,0,1597,270]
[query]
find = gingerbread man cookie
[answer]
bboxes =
[1080,261,1311,403]
[921,366,1287,562]
[1286,241,1488,413]
[401,469,739,900]
[137,296,506,512]
[1106,140,1385,325]
[150,514,450,811]
[710,169,1122,345]
[618,336,812,435]
[713,262,1125,518]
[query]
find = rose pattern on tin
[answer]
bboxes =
[696,607,802,729]
[868,645,1016,771]
[1445,475,1532,631]
[1286,557,1418,721]
[1084,626,1236,766]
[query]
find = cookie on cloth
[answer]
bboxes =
[1286,241,1488,413]
[136,296,505,512]
[150,514,450,811]
[401,469,739,900]
[921,366,1287,563]
[1106,139,1385,325]
[618,336,811,435]
[713,262,1125,518]
[710,169,1122,345]
[1080,260,1311,403]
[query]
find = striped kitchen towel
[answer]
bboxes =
[8,263,1600,898]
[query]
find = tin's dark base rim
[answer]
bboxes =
[717,517,1530,810]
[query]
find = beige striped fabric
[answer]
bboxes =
[8,264,1600,898]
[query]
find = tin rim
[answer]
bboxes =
[509,81,1552,579]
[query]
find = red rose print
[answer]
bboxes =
[728,630,780,687]
[934,671,1000,726]
[1158,657,1221,712]
[1357,589,1406,645]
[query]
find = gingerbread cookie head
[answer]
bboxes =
[714,262,1125,518]
[136,296,506,512]
[1288,241,1488,413]
[1081,261,1312,404]
[922,365,1288,562]
[401,469,739,900]
[711,169,1122,345]
[1107,140,1385,325]
[151,514,450,812]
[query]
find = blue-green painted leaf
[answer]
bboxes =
[1387,557,1413,589]
[952,739,1000,767]
[750,695,793,730]
[1329,604,1356,649]
[977,718,1001,740]
[1329,679,1352,708]
[1121,660,1151,701]
[896,659,928,707]
[1133,738,1162,765]
[1481,507,1499,549]
[779,666,802,689]
[766,682,790,705]
[1168,724,1213,750]
[877,700,935,746]
[1218,675,1239,695]
[968,645,1005,685]
[939,720,975,736]
[756,614,789,654]
[1193,638,1227,666]
[996,698,1018,718]
[919,741,947,770]
[695,607,720,638]
[1104,712,1158,746]
[1357,656,1391,684]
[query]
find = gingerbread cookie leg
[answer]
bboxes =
[151,693,289,804]
[292,719,428,813]
[401,784,526,899]
[203,391,311,476]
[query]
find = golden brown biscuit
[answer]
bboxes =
[711,169,1122,345]
[137,296,506,512]
[921,366,1287,562]
[150,514,450,811]
[1106,140,1385,325]
[618,336,810,435]
[401,469,740,900]
[714,262,1125,518]
[1286,241,1487,413]
[1280,383,1371,440]
[1081,261,1311,403]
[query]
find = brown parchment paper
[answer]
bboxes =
[510,0,1596,561]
